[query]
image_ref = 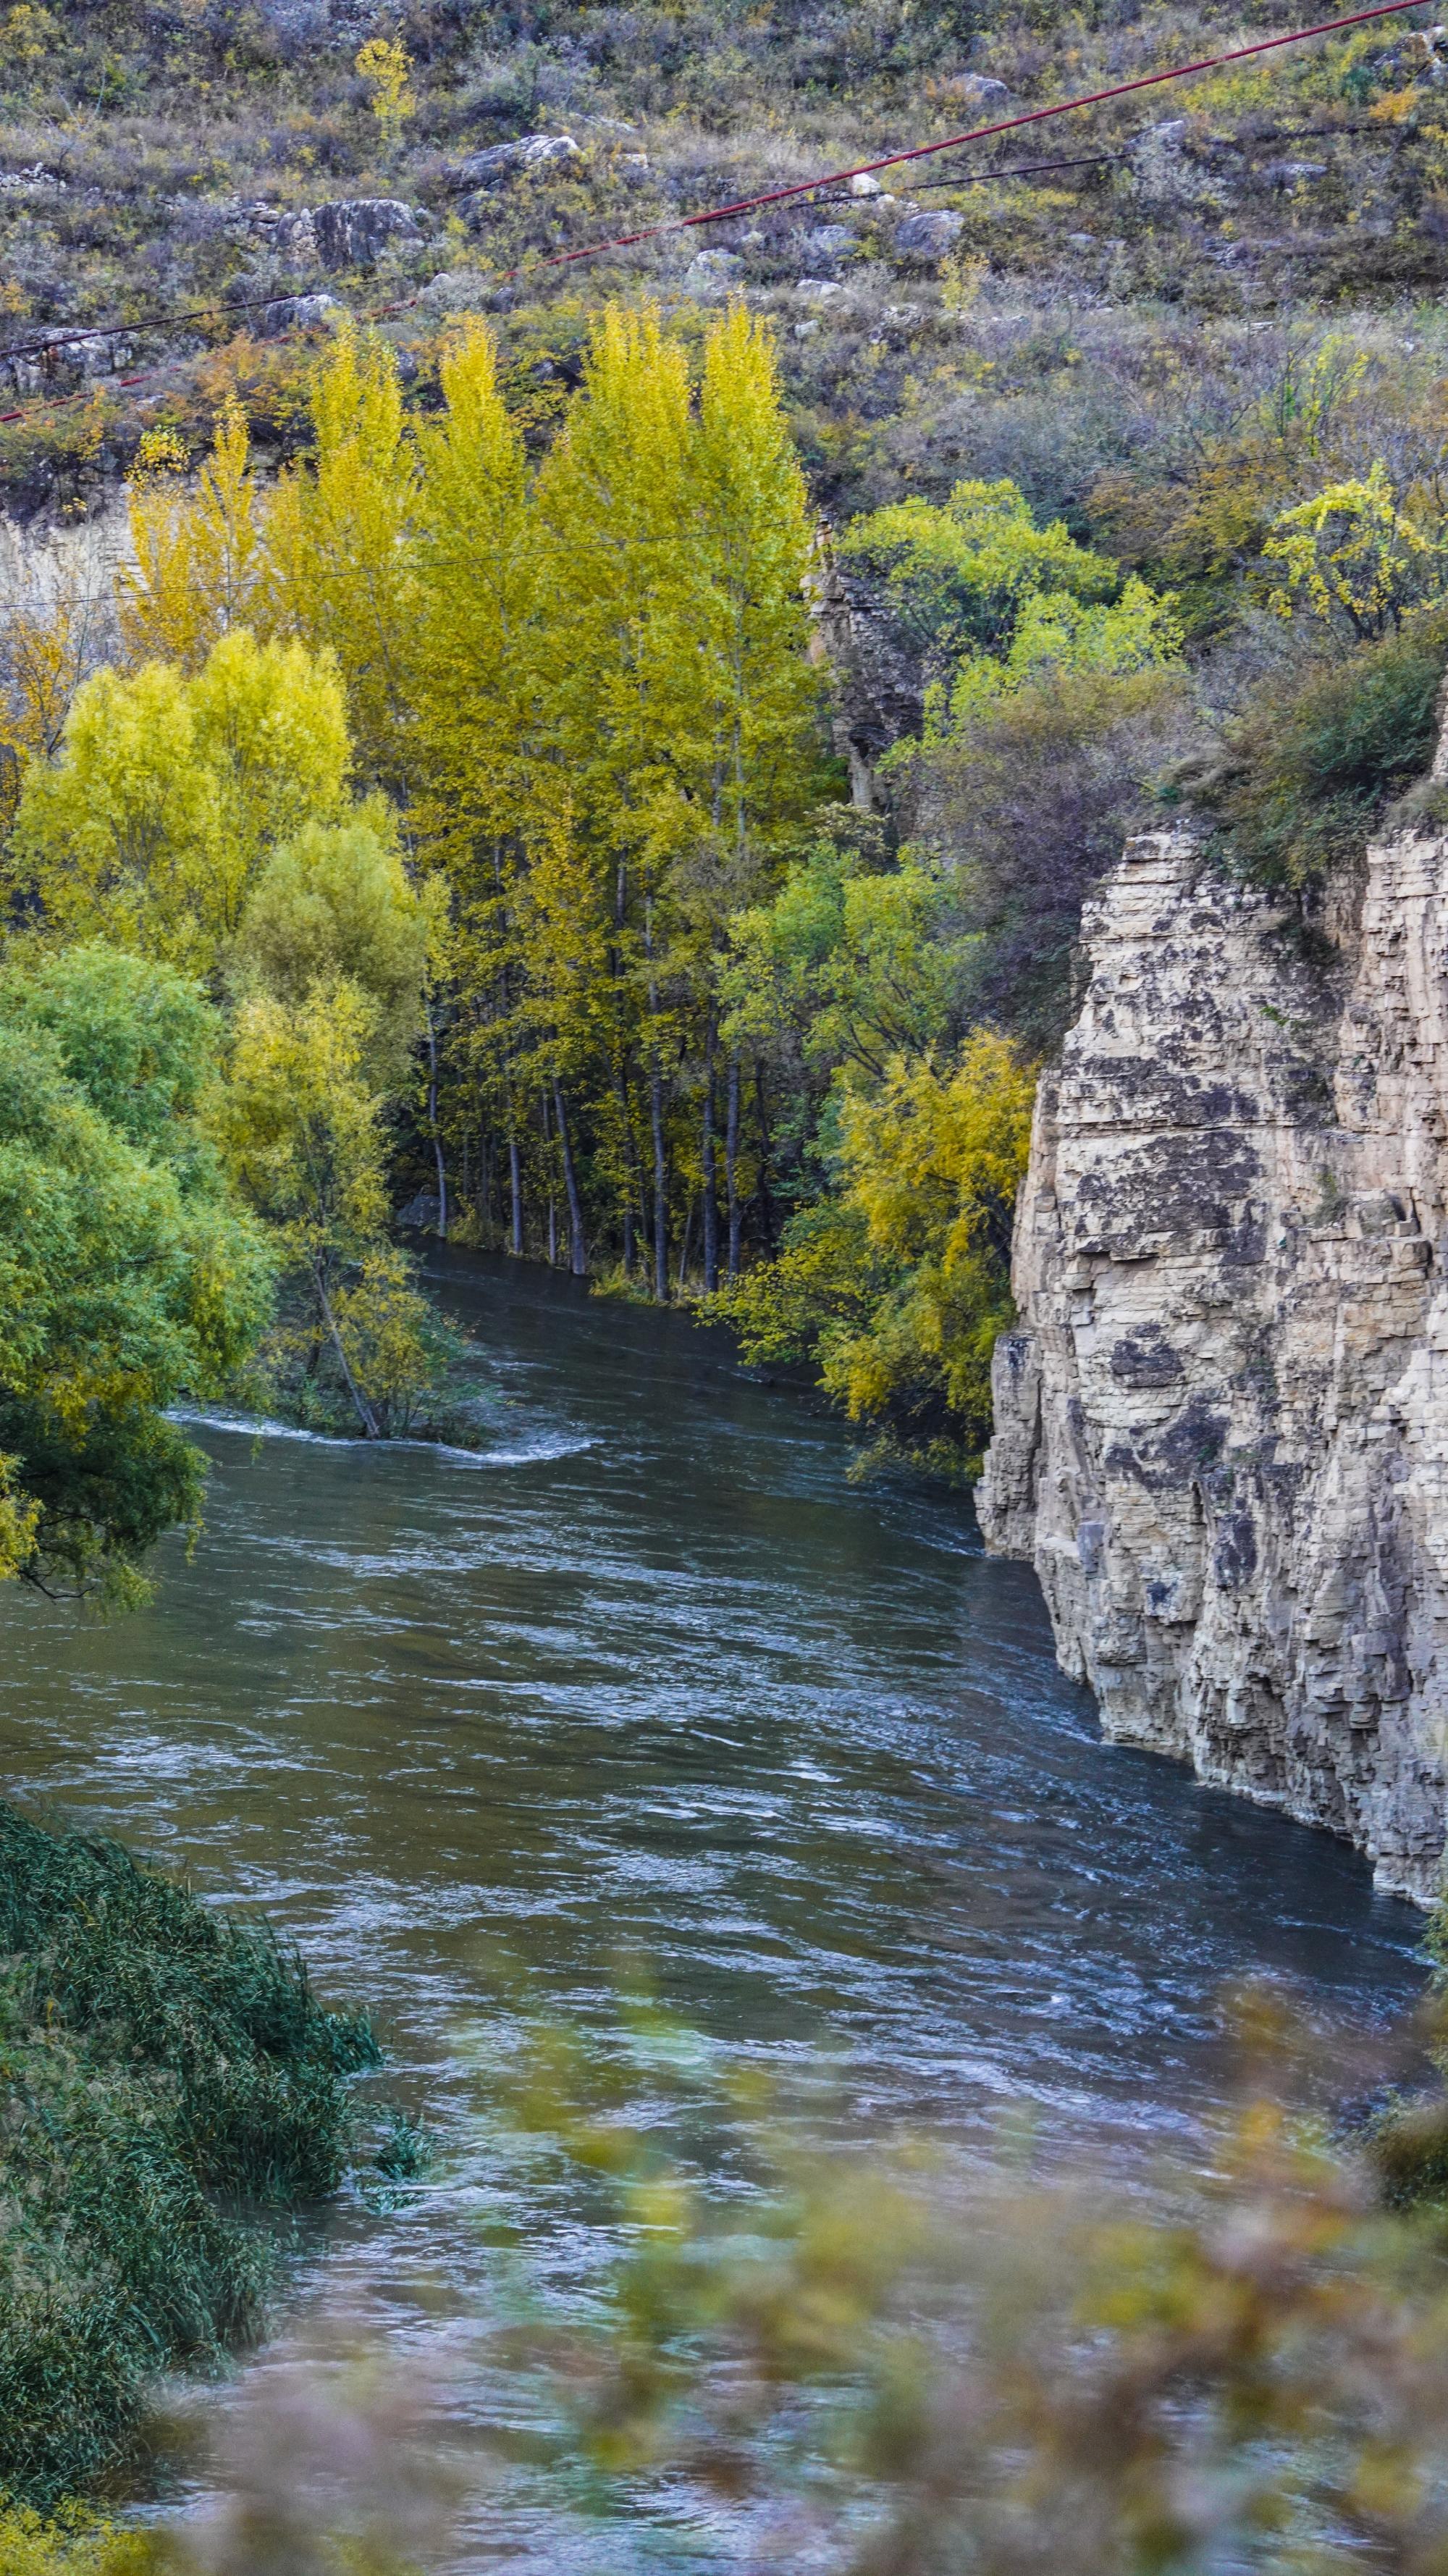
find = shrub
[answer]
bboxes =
[1182,607,1448,885]
[0,1800,379,2505]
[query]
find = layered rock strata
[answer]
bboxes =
[977,806,1448,1900]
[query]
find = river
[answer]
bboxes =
[0,1249,1430,2564]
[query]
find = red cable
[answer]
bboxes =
[0,0,1431,429]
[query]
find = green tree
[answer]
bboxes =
[222,980,439,1440]
[712,1031,1033,1471]
[235,811,437,1080]
[0,945,274,1600]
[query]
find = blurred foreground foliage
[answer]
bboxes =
[22,1979,1448,2572]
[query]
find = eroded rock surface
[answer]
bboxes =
[978,807,1448,1899]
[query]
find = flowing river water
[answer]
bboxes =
[0,1251,1432,2564]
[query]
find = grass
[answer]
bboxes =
[0,1797,381,2507]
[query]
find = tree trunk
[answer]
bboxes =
[424,996,448,1240]
[313,1260,380,1439]
[644,894,668,1304]
[508,1127,523,1256]
[701,1008,719,1295]
[676,1194,695,1293]
[649,1049,667,1303]
[553,1074,587,1277]
[754,1061,777,1254]
[725,1054,742,1281]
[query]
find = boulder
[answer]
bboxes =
[684,246,743,288]
[893,207,966,257]
[796,275,844,301]
[312,198,423,270]
[849,172,883,197]
[452,133,580,189]
[801,222,856,261]
[1263,159,1329,188]
[235,203,319,266]
[395,1192,444,1232]
[258,291,344,335]
[938,72,1011,106]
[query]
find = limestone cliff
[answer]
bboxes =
[977,793,1448,1902]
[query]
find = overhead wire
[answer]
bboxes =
[0,0,1433,432]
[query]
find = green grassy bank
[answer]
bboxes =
[0,1798,381,2512]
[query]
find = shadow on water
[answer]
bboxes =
[0,1246,1428,2530]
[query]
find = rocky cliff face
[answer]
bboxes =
[977,789,1448,1901]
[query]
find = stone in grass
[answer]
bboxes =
[938,71,1011,106]
[801,222,857,261]
[258,290,345,335]
[454,133,581,188]
[796,276,845,301]
[685,247,744,288]
[1263,159,1329,188]
[312,198,424,270]
[894,207,967,258]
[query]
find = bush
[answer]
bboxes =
[1182,608,1448,885]
[0,1800,379,2505]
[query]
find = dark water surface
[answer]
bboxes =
[0,1251,1428,2554]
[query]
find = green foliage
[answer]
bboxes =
[841,478,1121,668]
[723,839,976,1082]
[0,1797,378,2506]
[1185,608,1448,886]
[1264,458,1447,642]
[841,477,1180,749]
[713,1031,1033,1469]
[234,811,437,1081]
[0,948,273,1600]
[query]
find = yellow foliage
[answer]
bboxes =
[12,631,349,968]
[409,320,536,865]
[713,1031,1034,1466]
[266,326,417,792]
[1264,458,1445,639]
[121,397,266,668]
[222,980,438,1437]
[0,2501,153,2574]
[0,2,59,67]
[823,1034,1035,1438]
[354,35,413,145]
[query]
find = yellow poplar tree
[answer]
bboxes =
[11,632,350,970]
[120,399,266,669]
[533,305,698,1299]
[265,327,418,792]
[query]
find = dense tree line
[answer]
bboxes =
[1,285,1439,1583]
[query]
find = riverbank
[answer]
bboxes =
[0,1800,381,2508]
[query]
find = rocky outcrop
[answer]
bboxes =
[452,134,580,190]
[977,794,1448,1901]
[311,198,424,269]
